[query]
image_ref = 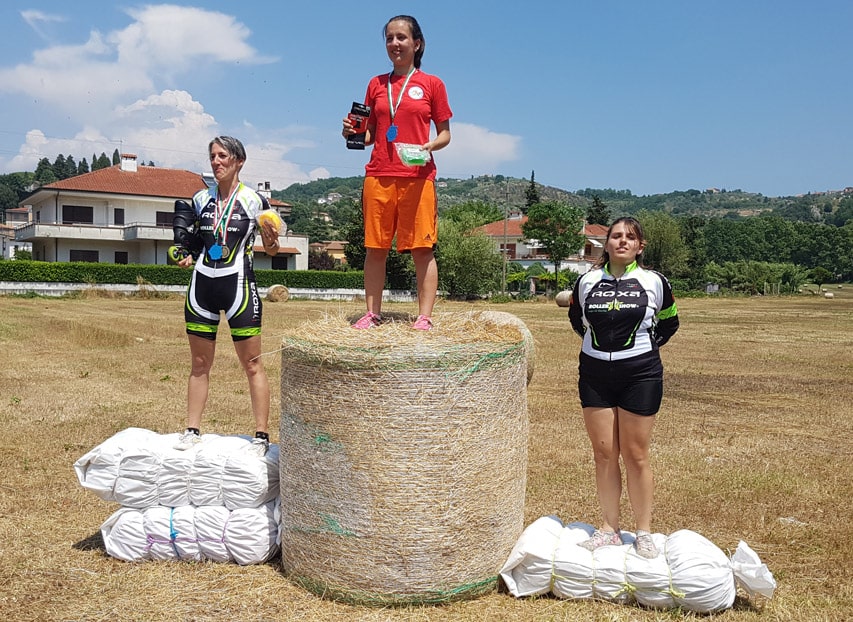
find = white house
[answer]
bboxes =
[475,213,608,274]
[1,207,33,259]
[14,154,308,270]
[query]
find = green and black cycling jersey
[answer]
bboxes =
[183,183,267,340]
[568,261,679,361]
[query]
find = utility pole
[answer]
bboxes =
[501,180,509,293]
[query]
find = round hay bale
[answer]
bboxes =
[465,310,535,385]
[554,289,572,308]
[266,284,289,302]
[278,312,530,605]
[824,291,834,299]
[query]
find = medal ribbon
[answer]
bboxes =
[387,67,417,127]
[214,182,241,243]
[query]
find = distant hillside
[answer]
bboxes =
[273,175,582,214]
[273,176,852,223]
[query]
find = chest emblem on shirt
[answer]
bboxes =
[408,86,424,100]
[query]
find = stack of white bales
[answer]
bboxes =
[74,427,280,565]
[500,515,776,613]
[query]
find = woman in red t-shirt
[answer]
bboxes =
[342,15,452,330]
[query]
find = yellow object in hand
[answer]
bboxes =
[258,210,283,236]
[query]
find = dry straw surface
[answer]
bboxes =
[0,290,851,621]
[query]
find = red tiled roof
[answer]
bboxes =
[478,216,528,237]
[41,164,207,199]
[476,216,607,238]
[253,245,301,255]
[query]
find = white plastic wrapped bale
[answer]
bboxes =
[500,517,776,613]
[100,498,281,565]
[73,428,279,510]
[625,529,736,612]
[74,427,160,502]
[499,515,563,597]
[549,523,633,605]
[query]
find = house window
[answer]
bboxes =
[114,208,125,225]
[271,256,289,270]
[500,243,517,259]
[115,251,129,265]
[70,249,99,262]
[63,205,94,224]
[156,211,173,227]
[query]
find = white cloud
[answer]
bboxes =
[20,10,66,39]
[112,5,277,74]
[241,142,331,190]
[0,6,318,186]
[436,122,521,177]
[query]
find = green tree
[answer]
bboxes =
[524,170,540,214]
[586,194,610,225]
[34,158,57,184]
[308,250,336,270]
[521,201,586,294]
[52,154,68,180]
[441,200,503,229]
[808,266,833,291]
[435,219,502,298]
[112,149,121,165]
[0,184,18,217]
[96,152,111,169]
[65,155,78,179]
[636,210,690,278]
[829,197,853,226]
[77,158,90,175]
[0,172,34,195]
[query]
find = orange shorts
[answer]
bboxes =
[362,176,437,251]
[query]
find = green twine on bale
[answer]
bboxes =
[288,573,499,607]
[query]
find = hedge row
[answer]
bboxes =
[0,260,365,289]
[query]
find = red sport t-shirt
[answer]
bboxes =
[363,69,452,180]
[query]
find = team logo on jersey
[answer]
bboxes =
[408,86,424,100]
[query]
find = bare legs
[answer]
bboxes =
[362,246,437,318]
[582,406,656,533]
[363,247,389,315]
[410,247,437,318]
[185,333,269,434]
[234,335,270,435]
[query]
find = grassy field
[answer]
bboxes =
[0,289,851,621]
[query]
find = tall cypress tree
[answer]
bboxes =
[524,170,540,214]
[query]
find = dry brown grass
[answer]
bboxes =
[0,290,851,621]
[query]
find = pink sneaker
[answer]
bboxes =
[578,529,622,551]
[352,312,381,329]
[412,315,433,331]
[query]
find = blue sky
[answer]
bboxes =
[1,1,851,197]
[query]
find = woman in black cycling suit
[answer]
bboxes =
[568,216,679,558]
[172,136,280,456]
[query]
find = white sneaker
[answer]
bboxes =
[174,429,201,450]
[634,530,659,558]
[248,437,269,457]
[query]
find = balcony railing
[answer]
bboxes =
[15,222,171,242]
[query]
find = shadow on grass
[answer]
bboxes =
[72,531,105,552]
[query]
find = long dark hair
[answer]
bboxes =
[594,216,646,269]
[385,15,425,69]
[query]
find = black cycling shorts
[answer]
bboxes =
[578,351,664,416]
